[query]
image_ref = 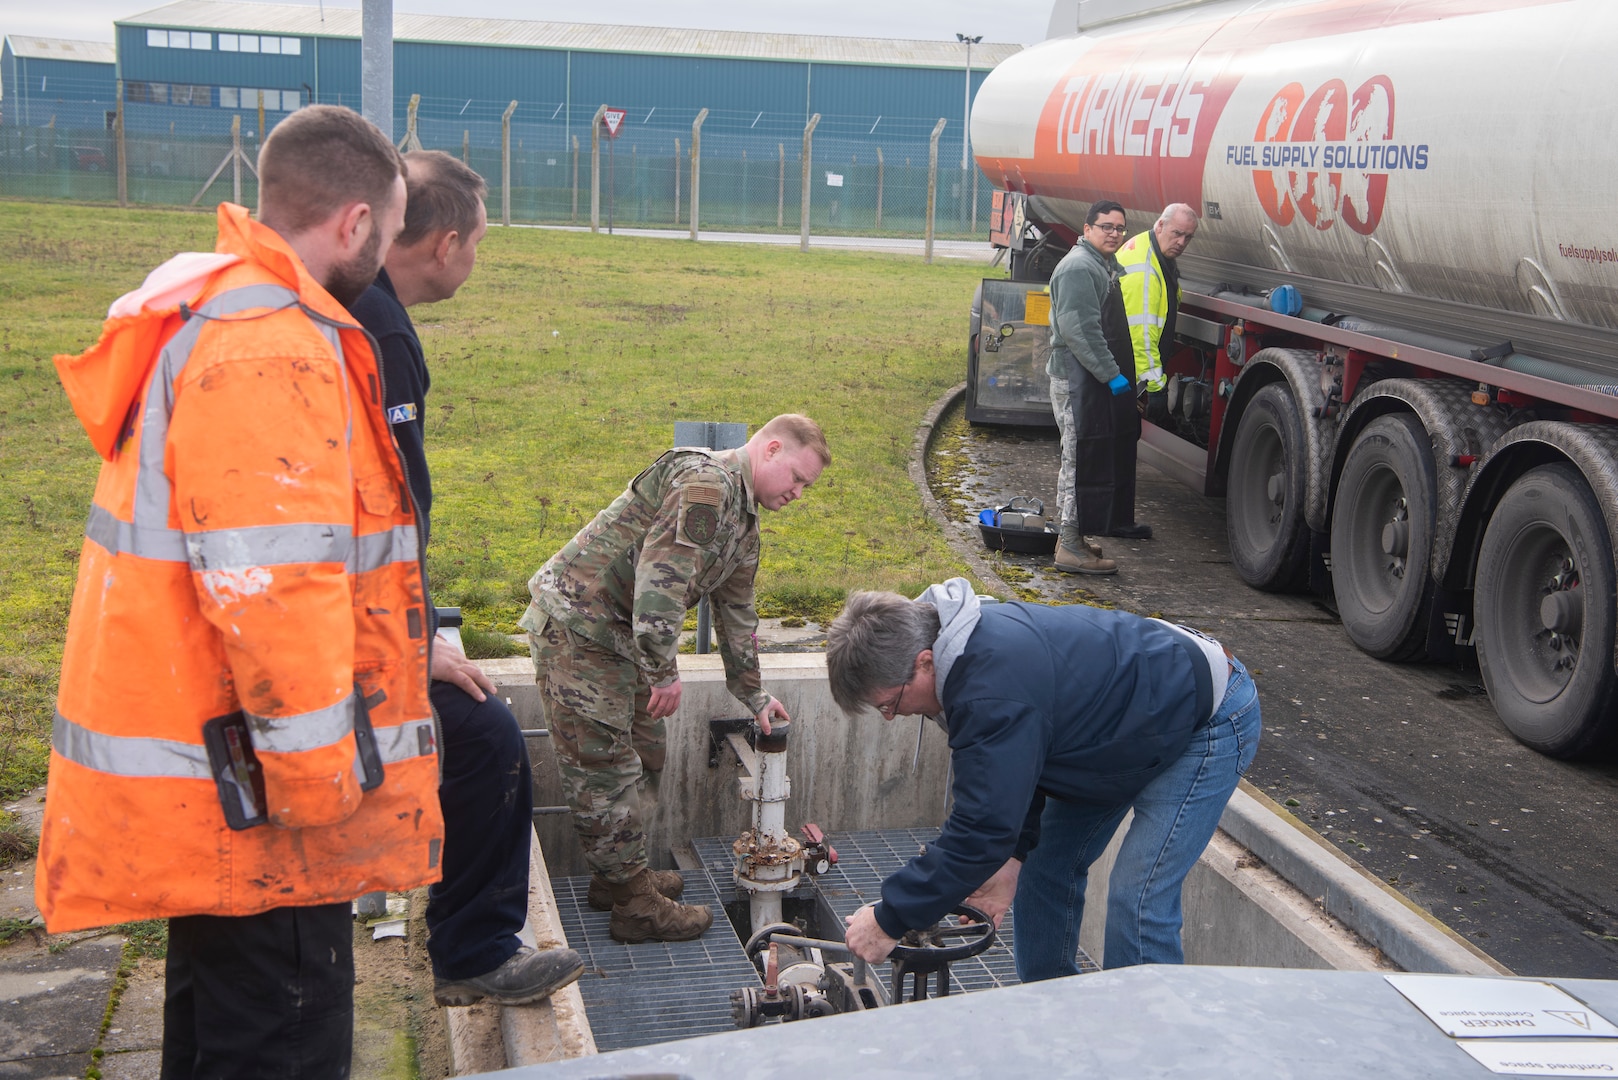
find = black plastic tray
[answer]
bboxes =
[977,521,1058,555]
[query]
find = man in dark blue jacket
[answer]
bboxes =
[826,579,1261,980]
[352,150,583,1007]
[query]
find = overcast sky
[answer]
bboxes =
[8,0,1056,47]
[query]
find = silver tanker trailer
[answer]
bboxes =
[967,0,1618,757]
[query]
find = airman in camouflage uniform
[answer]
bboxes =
[522,414,830,943]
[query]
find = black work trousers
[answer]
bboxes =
[425,678,533,981]
[162,903,353,1080]
[1069,363,1141,537]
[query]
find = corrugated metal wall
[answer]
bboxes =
[108,22,991,163]
[2,45,117,128]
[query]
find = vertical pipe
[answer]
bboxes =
[689,107,708,241]
[798,113,819,252]
[501,100,517,227]
[673,137,681,225]
[925,118,947,264]
[115,80,127,209]
[571,134,579,222]
[589,103,606,233]
[361,0,393,140]
[776,143,784,228]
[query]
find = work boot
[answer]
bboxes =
[1106,522,1153,540]
[608,868,713,943]
[1059,523,1104,557]
[1054,543,1118,576]
[433,945,585,1007]
[586,868,685,911]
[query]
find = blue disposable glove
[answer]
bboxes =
[1108,374,1130,395]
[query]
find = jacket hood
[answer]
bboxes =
[53,204,333,461]
[915,577,984,707]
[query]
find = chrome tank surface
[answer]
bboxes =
[972,0,1618,337]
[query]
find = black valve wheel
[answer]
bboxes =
[887,904,997,965]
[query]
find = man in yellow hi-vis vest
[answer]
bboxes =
[1117,204,1199,402]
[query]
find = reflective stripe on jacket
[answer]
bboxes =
[37,203,443,932]
[1117,231,1175,392]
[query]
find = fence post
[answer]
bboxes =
[799,113,820,252]
[115,80,127,209]
[971,165,979,234]
[571,135,579,222]
[689,108,708,241]
[233,114,243,206]
[777,143,785,228]
[398,93,423,151]
[501,100,517,226]
[674,138,681,225]
[925,117,947,264]
[876,146,884,230]
[590,104,607,233]
[257,91,265,144]
[462,129,469,163]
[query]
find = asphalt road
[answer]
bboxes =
[932,413,1618,979]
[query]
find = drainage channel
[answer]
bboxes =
[556,828,1097,1053]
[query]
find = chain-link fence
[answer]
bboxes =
[0,86,998,243]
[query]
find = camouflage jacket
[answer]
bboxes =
[521,447,769,713]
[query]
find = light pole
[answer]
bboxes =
[956,33,981,173]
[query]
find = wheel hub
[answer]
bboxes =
[1540,588,1582,635]
[1267,472,1285,506]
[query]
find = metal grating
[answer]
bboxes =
[558,829,1098,1052]
[552,871,760,1052]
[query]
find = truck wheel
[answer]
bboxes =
[1476,464,1618,758]
[1227,382,1309,591]
[1330,413,1435,660]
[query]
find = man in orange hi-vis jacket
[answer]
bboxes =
[40,106,444,1079]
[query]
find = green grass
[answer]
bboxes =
[0,199,990,799]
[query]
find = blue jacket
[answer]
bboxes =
[872,602,1213,938]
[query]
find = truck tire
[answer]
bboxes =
[1227,382,1310,591]
[1476,463,1618,758]
[1330,413,1436,661]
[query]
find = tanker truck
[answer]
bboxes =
[966,0,1618,758]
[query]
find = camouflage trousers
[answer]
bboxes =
[529,615,666,884]
[1050,374,1078,529]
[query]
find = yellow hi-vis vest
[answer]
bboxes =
[1117,231,1176,392]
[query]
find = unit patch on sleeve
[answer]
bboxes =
[387,403,418,425]
[679,482,724,547]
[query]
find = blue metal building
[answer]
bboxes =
[2,36,118,131]
[110,0,1021,164]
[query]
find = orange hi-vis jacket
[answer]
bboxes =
[37,204,444,932]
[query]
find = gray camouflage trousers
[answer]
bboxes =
[1050,374,1078,529]
[529,616,666,884]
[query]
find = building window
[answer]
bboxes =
[260,36,281,55]
[281,38,301,55]
[237,35,258,53]
[145,28,212,49]
[220,86,238,108]
[220,33,237,51]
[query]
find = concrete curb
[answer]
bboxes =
[1223,784,1511,976]
[908,381,1020,600]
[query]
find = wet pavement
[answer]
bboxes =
[925,395,1618,980]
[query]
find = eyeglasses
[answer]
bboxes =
[1089,223,1128,235]
[874,677,911,719]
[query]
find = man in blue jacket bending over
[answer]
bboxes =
[826,579,1261,980]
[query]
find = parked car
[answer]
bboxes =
[70,146,108,172]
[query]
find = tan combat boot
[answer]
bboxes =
[608,868,713,943]
[1054,543,1118,576]
[586,868,685,911]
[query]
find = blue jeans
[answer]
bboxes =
[1013,658,1262,981]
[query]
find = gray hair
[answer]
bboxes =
[1156,202,1198,227]
[825,591,941,715]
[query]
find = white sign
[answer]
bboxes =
[1459,1040,1618,1076]
[825,172,844,187]
[1386,975,1618,1040]
[602,108,627,138]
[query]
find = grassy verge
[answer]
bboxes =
[0,198,991,798]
